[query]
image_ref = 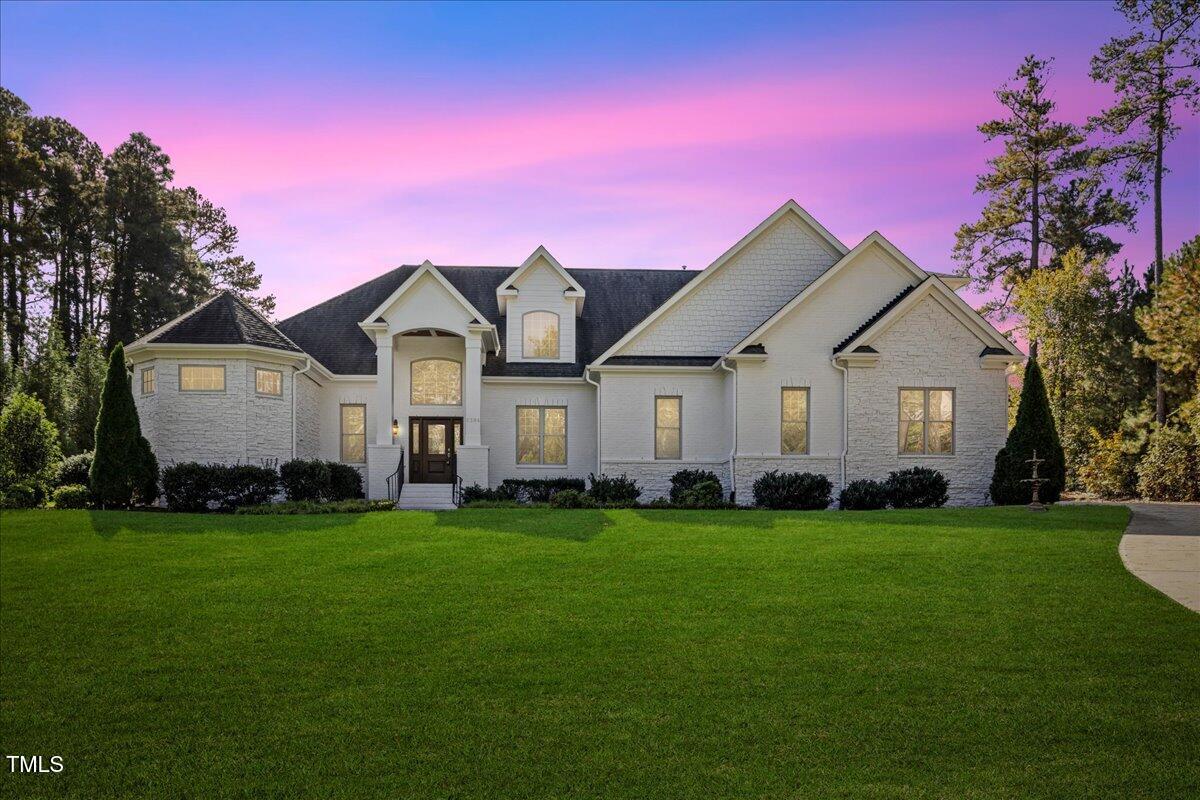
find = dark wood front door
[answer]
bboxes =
[409,418,460,483]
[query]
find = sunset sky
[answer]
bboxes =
[2,0,1196,318]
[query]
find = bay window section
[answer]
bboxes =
[517,406,566,465]
[899,388,955,455]
[179,365,225,392]
[255,367,282,396]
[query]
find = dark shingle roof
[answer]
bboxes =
[833,284,918,354]
[603,355,720,367]
[737,344,767,355]
[980,346,1011,356]
[276,265,702,376]
[151,292,302,353]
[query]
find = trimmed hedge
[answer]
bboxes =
[279,459,363,502]
[549,488,597,509]
[1136,425,1200,502]
[669,469,721,504]
[51,484,91,509]
[885,467,949,509]
[235,499,393,515]
[587,473,641,506]
[499,478,585,503]
[162,462,280,512]
[752,470,831,510]
[838,479,890,510]
[0,482,39,509]
[673,478,725,508]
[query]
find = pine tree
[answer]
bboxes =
[70,334,106,452]
[990,359,1067,505]
[89,343,155,506]
[23,325,75,452]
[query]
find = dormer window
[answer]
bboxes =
[523,311,560,359]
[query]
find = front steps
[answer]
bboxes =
[397,483,457,511]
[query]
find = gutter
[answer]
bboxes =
[584,367,601,476]
[718,358,737,503]
[292,356,312,459]
[830,356,848,493]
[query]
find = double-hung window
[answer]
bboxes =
[141,367,156,395]
[781,387,809,454]
[340,404,366,463]
[517,406,566,465]
[255,368,282,396]
[899,388,954,455]
[654,396,681,460]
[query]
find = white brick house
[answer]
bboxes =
[125,201,1022,506]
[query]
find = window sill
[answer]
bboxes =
[514,463,569,469]
[898,453,956,458]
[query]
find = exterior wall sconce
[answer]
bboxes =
[391,418,400,440]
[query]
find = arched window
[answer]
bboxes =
[410,358,462,405]
[523,311,560,359]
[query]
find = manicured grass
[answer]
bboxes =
[1,506,1197,798]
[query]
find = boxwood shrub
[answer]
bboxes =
[752,470,831,510]
[668,469,721,504]
[548,488,597,509]
[51,483,92,509]
[838,478,890,510]
[162,462,219,512]
[885,467,949,508]
[54,452,94,488]
[279,459,331,502]
[497,477,585,503]
[587,473,642,506]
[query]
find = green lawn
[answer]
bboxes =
[1,506,1197,799]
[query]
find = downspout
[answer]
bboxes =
[292,356,312,460]
[830,356,848,494]
[584,367,601,476]
[719,358,737,503]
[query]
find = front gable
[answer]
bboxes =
[360,262,490,338]
[595,201,847,362]
[502,249,579,364]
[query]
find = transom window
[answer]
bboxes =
[517,406,566,465]
[340,404,366,463]
[141,367,156,395]
[522,311,560,359]
[255,368,282,396]
[410,358,462,405]
[899,388,955,455]
[179,365,225,392]
[654,396,681,460]
[781,387,809,454]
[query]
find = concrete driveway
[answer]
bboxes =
[1119,503,1200,612]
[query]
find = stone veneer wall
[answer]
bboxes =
[294,371,321,460]
[600,460,731,502]
[845,296,1008,505]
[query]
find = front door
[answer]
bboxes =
[410,418,460,483]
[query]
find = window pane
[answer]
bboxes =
[142,368,156,394]
[454,421,462,445]
[410,422,419,455]
[782,421,807,454]
[782,387,807,422]
[900,390,924,421]
[544,408,566,436]
[256,368,282,396]
[342,405,365,435]
[656,428,681,459]
[928,422,953,454]
[543,435,566,465]
[655,397,680,429]
[411,359,461,405]
[517,407,541,436]
[180,365,224,391]
[899,420,924,453]
[929,390,954,422]
[523,312,559,358]
[427,424,446,455]
[342,436,364,463]
[517,435,541,463]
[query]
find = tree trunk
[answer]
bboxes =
[1028,166,1041,363]
[1153,95,1166,424]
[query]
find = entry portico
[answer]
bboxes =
[358,261,500,498]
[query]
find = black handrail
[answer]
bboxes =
[385,449,405,503]
[452,473,464,508]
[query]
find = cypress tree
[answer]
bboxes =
[990,358,1067,504]
[89,343,156,507]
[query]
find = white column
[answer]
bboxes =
[464,331,483,445]
[375,332,394,445]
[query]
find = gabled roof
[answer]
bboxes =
[360,261,493,330]
[833,285,918,353]
[834,277,1022,358]
[727,231,928,356]
[137,291,302,353]
[277,265,700,376]
[499,246,587,316]
[591,200,849,365]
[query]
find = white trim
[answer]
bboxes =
[499,246,586,316]
[727,232,928,356]
[837,278,1022,358]
[587,364,719,374]
[481,376,588,385]
[590,200,848,366]
[930,272,970,291]
[360,261,493,329]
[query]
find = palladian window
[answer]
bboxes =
[410,358,461,405]
[899,388,955,455]
[523,311,560,359]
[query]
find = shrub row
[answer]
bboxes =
[838,468,950,510]
[235,499,393,515]
[160,459,364,512]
